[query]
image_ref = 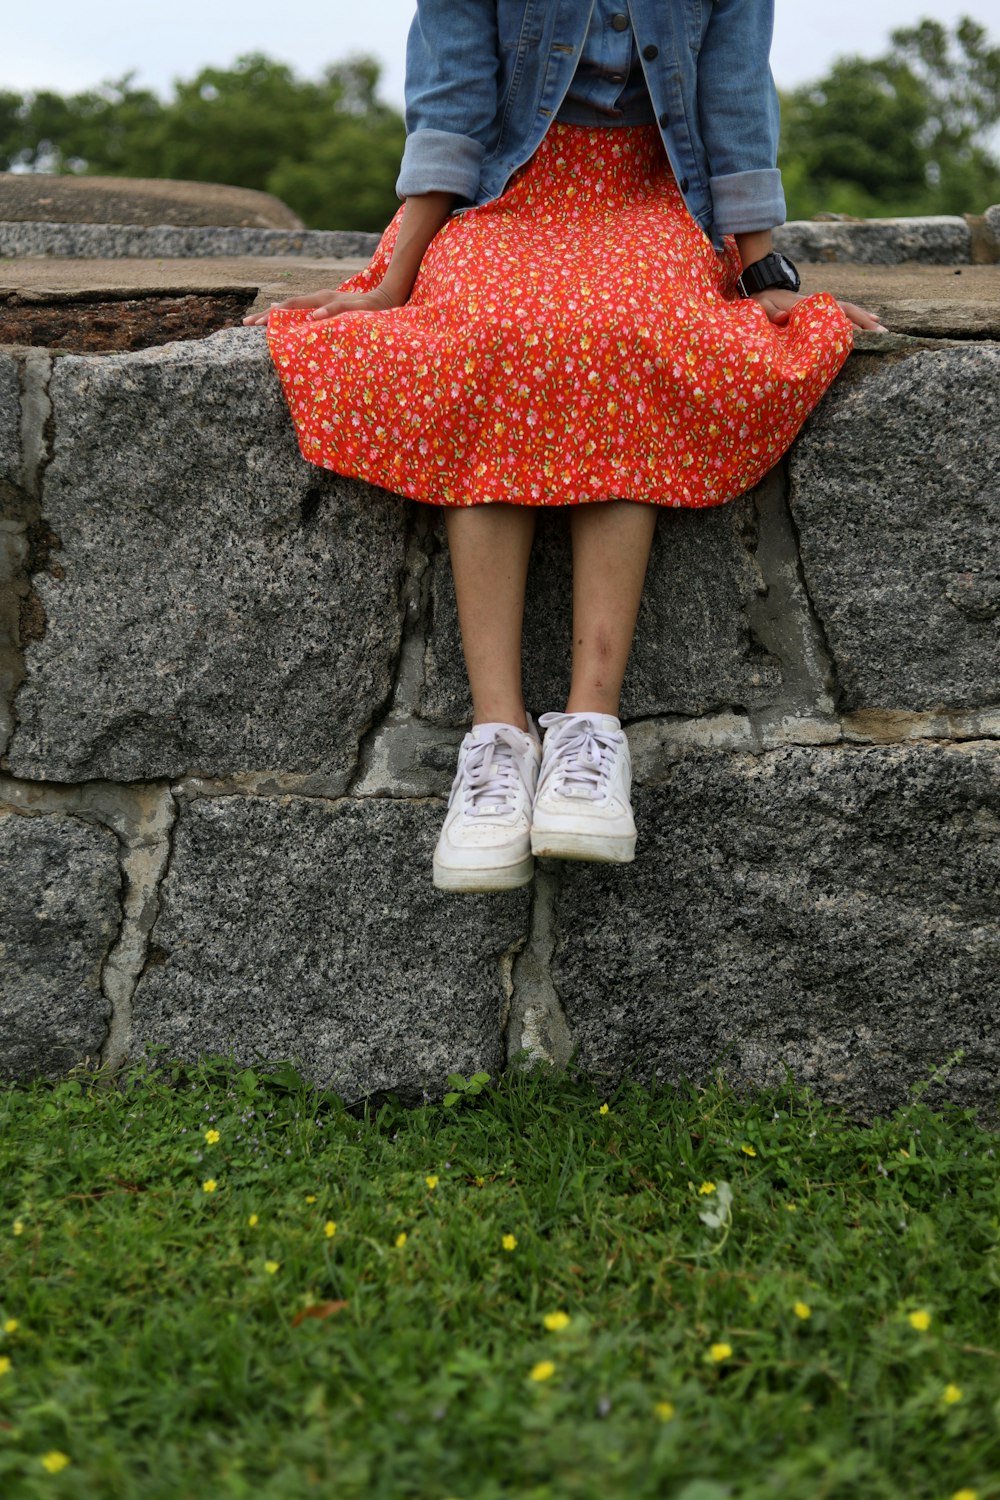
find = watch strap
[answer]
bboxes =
[736,253,800,298]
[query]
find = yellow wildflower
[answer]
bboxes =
[12,1220,24,1236]
[530,1361,556,1382]
[395,1232,408,1249]
[0,1356,10,1376]
[598,1104,609,1115]
[741,1144,757,1157]
[202,1179,218,1194]
[502,1233,517,1251]
[41,1452,70,1474]
[655,1401,676,1421]
[908,1310,932,1332]
[4,1319,18,1334]
[698,1182,716,1196]
[265,1260,280,1275]
[204,1128,220,1145]
[425,1175,439,1190]
[324,1221,337,1239]
[474,1175,486,1187]
[943,1384,963,1405]
[952,1491,978,1500]
[247,1213,259,1228]
[305,1194,317,1204]
[793,1302,812,1321]
[709,1343,733,1363]
[543,1311,571,1332]
[785,1202,798,1212]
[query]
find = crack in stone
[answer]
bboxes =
[1,353,56,759]
[779,477,844,716]
[348,508,458,799]
[19,350,54,503]
[746,460,840,729]
[497,932,528,1037]
[98,789,177,1077]
[392,506,436,718]
[505,861,573,1070]
[0,517,30,760]
[0,354,54,762]
[169,774,442,805]
[0,773,175,1078]
[627,706,1000,783]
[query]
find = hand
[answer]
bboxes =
[242,284,402,327]
[749,287,889,333]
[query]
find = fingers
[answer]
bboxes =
[747,288,801,325]
[241,289,343,327]
[838,300,889,333]
[755,299,792,326]
[241,288,398,328]
[271,291,340,310]
[754,292,891,335]
[306,297,349,322]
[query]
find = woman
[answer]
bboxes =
[245,0,886,893]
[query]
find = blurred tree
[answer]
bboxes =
[0,53,404,232]
[1,77,164,174]
[779,15,1000,218]
[0,90,25,171]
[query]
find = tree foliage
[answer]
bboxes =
[0,53,405,233]
[780,16,1000,218]
[1,19,998,230]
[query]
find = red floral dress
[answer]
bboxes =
[267,123,853,509]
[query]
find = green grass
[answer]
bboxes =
[1,1054,998,1500]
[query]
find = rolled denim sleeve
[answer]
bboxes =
[696,0,787,235]
[395,0,500,201]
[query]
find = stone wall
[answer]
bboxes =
[1,328,998,1119]
[1,210,997,263]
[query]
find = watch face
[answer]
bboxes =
[775,254,801,290]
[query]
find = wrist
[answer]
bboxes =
[735,230,774,271]
[369,274,409,308]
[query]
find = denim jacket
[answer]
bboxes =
[396,0,785,250]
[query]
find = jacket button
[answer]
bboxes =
[610,12,630,30]
[642,44,658,60]
[680,177,690,192]
[658,111,669,128]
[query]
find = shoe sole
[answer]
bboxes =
[433,853,535,893]
[531,831,636,863]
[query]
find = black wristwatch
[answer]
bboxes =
[736,252,801,299]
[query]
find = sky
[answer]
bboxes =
[2,0,999,106]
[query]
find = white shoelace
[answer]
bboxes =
[458,728,532,816]
[537,713,622,801]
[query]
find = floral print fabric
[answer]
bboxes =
[266,123,853,509]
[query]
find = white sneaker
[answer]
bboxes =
[433,719,542,892]
[531,712,636,863]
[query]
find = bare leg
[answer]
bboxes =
[444,504,537,730]
[566,500,658,716]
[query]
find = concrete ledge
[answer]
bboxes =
[0,223,382,260]
[775,216,973,266]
